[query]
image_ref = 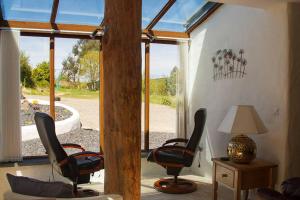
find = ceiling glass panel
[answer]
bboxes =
[56,0,104,25]
[142,0,168,29]
[154,0,207,32]
[0,0,53,22]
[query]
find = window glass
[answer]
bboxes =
[56,0,104,25]
[20,36,50,156]
[154,0,207,32]
[149,43,179,149]
[1,0,53,22]
[142,0,168,29]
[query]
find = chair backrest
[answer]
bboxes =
[34,112,68,168]
[185,108,206,164]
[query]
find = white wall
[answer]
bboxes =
[187,2,289,184]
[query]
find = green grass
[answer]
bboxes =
[55,88,99,99]
[23,87,176,107]
[142,94,176,108]
[23,87,99,99]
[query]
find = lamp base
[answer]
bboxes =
[227,134,257,164]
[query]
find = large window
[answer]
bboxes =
[55,38,100,153]
[20,36,50,156]
[144,43,179,150]
[20,36,101,157]
[20,34,180,156]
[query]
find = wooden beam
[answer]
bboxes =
[103,0,141,199]
[21,31,178,44]
[144,42,150,151]
[141,38,177,45]
[186,3,222,34]
[143,30,189,39]
[99,39,104,154]
[1,20,189,40]
[49,36,55,119]
[145,0,176,30]
[0,20,97,32]
[50,0,59,24]
[20,31,101,40]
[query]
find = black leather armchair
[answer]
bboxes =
[256,177,300,200]
[34,112,104,194]
[147,108,206,194]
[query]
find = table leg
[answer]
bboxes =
[268,168,274,189]
[212,162,218,200]
[234,171,241,200]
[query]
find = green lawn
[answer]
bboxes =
[142,94,176,108]
[23,87,99,99]
[23,87,176,107]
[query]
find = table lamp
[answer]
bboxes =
[218,105,267,164]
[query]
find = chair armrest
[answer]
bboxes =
[157,146,194,156]
[70,151,103,159]
[163,138,188,146]
[61,143,85,151]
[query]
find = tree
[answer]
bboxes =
[32,61,50,88]
[73,40,100,58]
[20,52,35,88]
[60,40,100,87]
[61,55,79,85]
[79,51,99,90]
[151,78,168,96]
[167,66,178,96]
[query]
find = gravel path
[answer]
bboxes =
[27,95,176,133]
[22,129,176,156]
[23,95,177,156]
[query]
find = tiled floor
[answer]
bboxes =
[85,175,233,200]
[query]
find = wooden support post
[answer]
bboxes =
[144,42,150,151]
[50,36,55,119]
[103,0,142,199]
[99,39,104,153]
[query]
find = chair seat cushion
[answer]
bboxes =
[147,148,185,165]
[71,152,104,174]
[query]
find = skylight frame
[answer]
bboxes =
[50,0,59,24]
[0,0,222,39]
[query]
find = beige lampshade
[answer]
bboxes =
[218,105,267,135]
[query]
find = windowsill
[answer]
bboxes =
[0,156,49,168]
[0,151,152,168]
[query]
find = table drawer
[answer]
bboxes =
[216,165,234,188]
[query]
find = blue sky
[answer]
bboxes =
[20,37,179,79]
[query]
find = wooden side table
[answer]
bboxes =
[212,158,277,200]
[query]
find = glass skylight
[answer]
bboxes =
[154,0,207,32]
[0,0,214,33]
[0,0,53,22]
[56,0,104,25]
[142,0,168,29]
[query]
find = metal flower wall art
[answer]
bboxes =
[212,49,247,81]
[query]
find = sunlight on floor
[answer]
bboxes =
[82,175,233,200]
